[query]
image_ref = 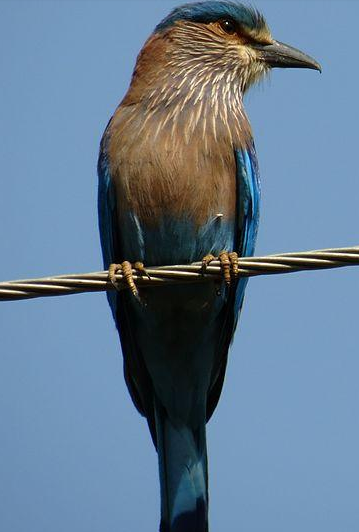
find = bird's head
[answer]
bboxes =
[152,1,321,93]
[120,1,321,146]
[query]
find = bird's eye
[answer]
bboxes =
[219,19,236,35]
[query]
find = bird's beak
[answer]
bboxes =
[255,40,321,72]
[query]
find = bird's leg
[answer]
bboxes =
[108,261,150,298]
[201,251,240,287]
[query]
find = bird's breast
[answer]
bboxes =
[106,101,249,264]
[109,104,242,225]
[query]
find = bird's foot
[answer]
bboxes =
[108,261,150,299]
[202,251,239,286]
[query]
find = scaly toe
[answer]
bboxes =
[108,263,122,290]
[121,261,139,298]
[108,261,143,298]
[201,254,216,275]
[229,252,239,279]
[219,251,231,286]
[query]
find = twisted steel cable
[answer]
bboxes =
[0,245,358,302]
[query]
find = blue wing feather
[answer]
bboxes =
[235,144,261,257]
[98,137,157,432]
[97,146,119,318]
[203,143,261,419]
[233,143,261,321]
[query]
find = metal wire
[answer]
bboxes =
[1,245,358,302]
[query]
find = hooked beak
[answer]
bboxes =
[255,40,321,72]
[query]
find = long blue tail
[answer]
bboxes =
[155,403,208,532]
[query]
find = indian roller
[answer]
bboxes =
[97,2,320,530]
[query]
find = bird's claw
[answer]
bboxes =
[133,262,151,281]
[201,254,217,274]
[108,261,150,299]
[201,251,239,286]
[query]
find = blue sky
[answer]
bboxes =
[1,1,358,531]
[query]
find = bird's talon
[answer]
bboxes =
[229,252,239,278]
[108,260,148,299]
[108,263,122,290]
[121,261,139,298]
[134,261,151,281]
[201,251,240,287]
[219,251,231,286]
[201,254,216,275]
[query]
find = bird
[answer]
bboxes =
[97,2,320,531]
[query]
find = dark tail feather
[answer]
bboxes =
[155,402,208,532]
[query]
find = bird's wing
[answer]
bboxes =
[98,136,156,438]
[97,139,118,275]
[206,143,261,420]
[235,144,261,260]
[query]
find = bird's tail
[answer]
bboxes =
[155,403,208,532]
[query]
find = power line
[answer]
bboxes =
[1,245,358,302]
